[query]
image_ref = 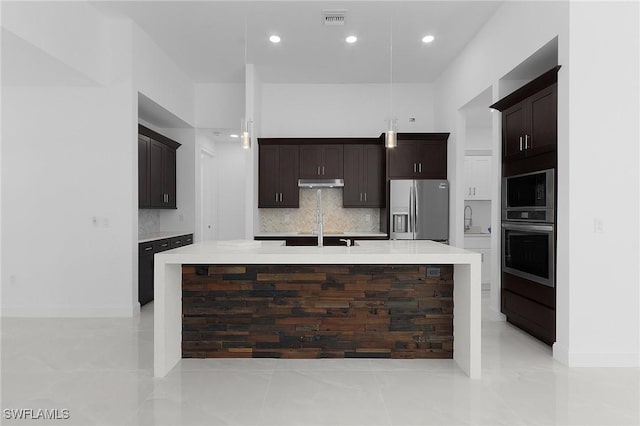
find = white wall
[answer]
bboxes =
[1,4,197,317]
[557,1,639,366]
[261,83,435,137]
[2,1,109,85]
[435,0,640,366]
[133,25,195,127]
[2,83,135,317]
[194,83,244,130]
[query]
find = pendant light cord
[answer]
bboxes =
[389,14,393,123]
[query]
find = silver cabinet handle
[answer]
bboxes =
[525,134,530,149]
[279,193,283,202]
[360,193,362,202]
[519,136,523,151]
[364,192,367,202]
[322,165,325,175]
[473,187,476,195]
[275,192,278,202]
[413,163,417,173]
[419,163,422,173]
[161,243,169,247]
[469,188,472,196]
[144,246,153,251]
[175,240,181,244]
[317,166,321,175]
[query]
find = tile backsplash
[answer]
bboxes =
[260,188,380,233]
[138,209,160,237]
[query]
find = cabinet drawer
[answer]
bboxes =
[502,289,555,344]
[184,234,193,245]
[139,242,155,255]
[170,236,184,248]
[154,239,171,252]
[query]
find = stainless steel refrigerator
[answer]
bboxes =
[389,179,449,242]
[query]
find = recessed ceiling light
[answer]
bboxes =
[422,35,435,44]
[345,35,357,44]
[269,35,281,43]
[230,134,239,138]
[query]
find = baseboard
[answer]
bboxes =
[554,342,639,367]
[1,304,137,318]
[487,306,506,322]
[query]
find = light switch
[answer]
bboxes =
[594,217,604,233]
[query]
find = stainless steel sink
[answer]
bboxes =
[285,238,359,247]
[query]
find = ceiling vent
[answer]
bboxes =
[323,10,346,26]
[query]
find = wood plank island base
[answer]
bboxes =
[154,240,481,378]
[182,264,454,359]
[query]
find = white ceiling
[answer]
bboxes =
[92,1,503,84]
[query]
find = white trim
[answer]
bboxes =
[554,342,639,367]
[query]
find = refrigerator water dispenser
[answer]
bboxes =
[392,214,408,233]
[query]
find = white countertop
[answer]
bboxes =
[255,232,388,238]
[139,231,193,243]
[463,232,491,238]
[153,239,481,380]
[156,239,479,265]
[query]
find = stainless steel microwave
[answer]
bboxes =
[502,168,555,223]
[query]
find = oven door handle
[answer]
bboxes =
[502,222,554,232]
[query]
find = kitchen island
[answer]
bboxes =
[154,240,481,378]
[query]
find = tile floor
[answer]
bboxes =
[2,293,639,425]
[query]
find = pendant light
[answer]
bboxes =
[385,15,397,149]
[241,118,252,150]
[241,3,252,150]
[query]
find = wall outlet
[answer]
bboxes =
[179,214,184,222]
[284,214,290,223]
[9,275,16,284]
[102,217,110,228]
[365,214,371,222]
[594,217,604,233]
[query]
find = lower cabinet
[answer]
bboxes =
[501,272,556,345]
[138,234,193,306]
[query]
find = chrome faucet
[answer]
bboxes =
[464,205,473,231]
[312,188,324,247]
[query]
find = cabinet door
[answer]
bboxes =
[138,136,150,207]
[362,144,384,207]
[299,145,322,178]
[465,156,492,200]
[387,141,417,179]
[278,145,300,207]
[503,101,527,159]
[138,242,155,305]
[343,145,363,207]
[528,84,557,155]
[164,147,176,208]
[473,156,492,199]
[321,145,343,178]
[417,141,447,179]
[149,139,165,207]
[259,145,280,207]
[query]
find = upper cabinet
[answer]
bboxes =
[491,66,560,175]
[299,145,344,179]
[258,144,300,208]
[464,155,492,200]
[387,133,449,179]
[138,125,180,209]
[502,84,557,160]
[343,144,384,207]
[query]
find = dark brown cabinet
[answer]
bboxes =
[502,84,557,161]
[138,125,180,209]
[259,145,299,208]
[139,234,192,305]
[387,134,448,179]
[299,145,343,179]
[343,144,384,207]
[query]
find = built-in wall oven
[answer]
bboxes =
[502,168,556,288]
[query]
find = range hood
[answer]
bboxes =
[298,178,344,188]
